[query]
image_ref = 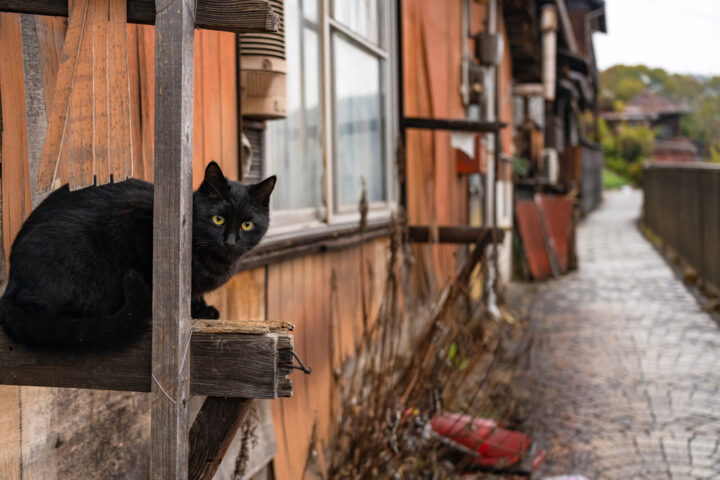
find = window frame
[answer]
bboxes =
[263,0,398,237]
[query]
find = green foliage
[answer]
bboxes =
[599,118,653,186]
[512,156,530,176]
[600,64,720,157]
[602,168,628,190]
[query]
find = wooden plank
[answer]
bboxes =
[108,0,131,181]
[151,0,196,475]
[35,0,89,192]
[218,32,238,180]
[0,0,280,34]
[0,386,20,480]
[188,397,254,480]
[67,0,94,189]
[126,24,145,180]
[0,13,32,271]
[407,226,503,244]
[192,30,205,188]
[34,15,69,188]
[0,322,294,397]
[201,30,221,174]
[137,24,154,182]
[92,0,110,185]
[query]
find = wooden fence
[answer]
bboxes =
[643,163,720,293]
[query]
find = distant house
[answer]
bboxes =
[602,90,698,163]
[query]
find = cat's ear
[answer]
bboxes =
[249,176,276,207]
[200,161,229,198]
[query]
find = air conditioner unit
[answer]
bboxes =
[240,0,286,120]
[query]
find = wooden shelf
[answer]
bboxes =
[408,226,505,244]
[402,117,506,133]
[0,0,280,34]
[0,320,295,398]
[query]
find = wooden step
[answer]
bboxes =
[0,320,295,398]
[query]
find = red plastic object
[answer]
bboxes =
[455,135,487,174]
[535,194,572,273]
[430,412,531,468]
[515,200,554,280]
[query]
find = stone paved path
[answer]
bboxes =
[514,190,720,479]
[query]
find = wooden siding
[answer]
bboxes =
[269,239,388,480]
[402,0,473,292]
[0,18,241,479]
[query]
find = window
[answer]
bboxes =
[264,0,396,232]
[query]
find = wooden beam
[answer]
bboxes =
[189,397,254,480]
[408,226,505,244]
[151,0,195,476]
[402,117,506,133]
[0,321,294,396]
[0,0,280,34]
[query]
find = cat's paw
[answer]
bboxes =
[192,304,220,320]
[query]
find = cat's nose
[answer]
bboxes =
[224,233,237,247]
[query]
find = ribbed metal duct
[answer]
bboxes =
[240,0,286,119]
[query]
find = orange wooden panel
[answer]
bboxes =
[204,268,265,323]
[126,24,145,180]
[36,0,90,192]
[67,3,95,190]
[268,240,390,480]
[0,13,33,271]
[218,32,239,181]
[34,16,70,188]
[92,0,110,185]
[107,0,131,182]
[201,31,222,173]
[137,25,155,182]
[192,30,206,188]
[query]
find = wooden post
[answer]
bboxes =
[189,398,254,480]
[151,0,195,478]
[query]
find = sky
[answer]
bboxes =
[594,0,720,76]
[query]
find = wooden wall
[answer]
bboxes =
[0,4,516,479]
[0,14,242,480]
[403,0,471,293]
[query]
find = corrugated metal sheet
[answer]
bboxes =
[515,200,554,280]
[536,194,572,273]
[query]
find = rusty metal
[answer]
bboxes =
[536,194,572,273]
[515,200,554,280]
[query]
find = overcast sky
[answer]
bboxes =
[594,0,720,76]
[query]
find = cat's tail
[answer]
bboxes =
[0,270,151,350]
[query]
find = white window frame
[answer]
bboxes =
[265,0,398,236]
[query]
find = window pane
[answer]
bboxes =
[303,0,317,22]
[332,0,381,45]
[332,34,386,207]
[267,0,323,210]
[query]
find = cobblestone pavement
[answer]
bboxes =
[512,190,720,479]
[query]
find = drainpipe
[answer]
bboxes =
[485,0,497,228]
[485,0,500,317]
[541,4,558,102]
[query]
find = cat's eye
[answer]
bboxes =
[241,221,254,231]
[212,215,225,226]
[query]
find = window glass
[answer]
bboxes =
[332,34,386,206]
[332,0,381,45]
[267,0,323,210]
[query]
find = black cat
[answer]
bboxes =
[0,162,275,350]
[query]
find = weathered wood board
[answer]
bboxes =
[0,0,281,34]
[0,321,294,398]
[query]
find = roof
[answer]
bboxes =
[625,90,692,115]
[602,90,692,121]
